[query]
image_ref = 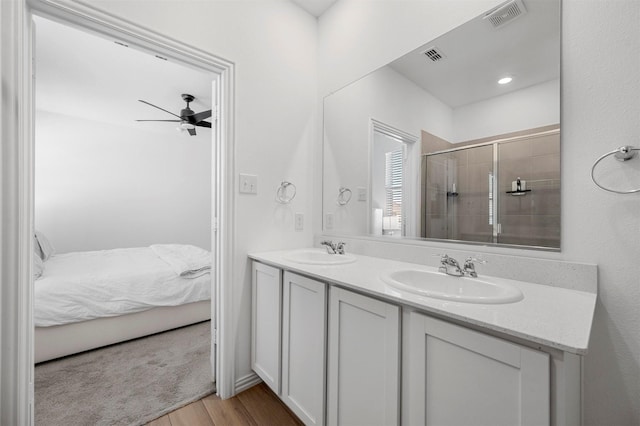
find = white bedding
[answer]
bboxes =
[35,246,211,327]
[150,244,212,278]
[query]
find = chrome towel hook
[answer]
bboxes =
[591,146,640,194]
[275,181,296,204]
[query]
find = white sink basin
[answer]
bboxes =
[284,249,356,265]
[382,269,523,304]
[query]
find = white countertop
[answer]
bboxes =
[249,249,596,355]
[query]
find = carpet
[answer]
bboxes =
[35,320,215,426]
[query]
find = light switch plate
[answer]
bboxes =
[357,187,367,201]
[239,173,257,194]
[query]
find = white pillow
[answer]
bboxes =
[35,230,56,261]
[34,255,44,280]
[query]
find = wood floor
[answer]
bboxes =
[146,382,303,426]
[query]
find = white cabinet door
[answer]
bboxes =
[282,272,327,426]
[251,262,282,394]
[407,312,550,426]
[328,287,400,426]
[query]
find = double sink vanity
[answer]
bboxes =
[252,1,584,424]
[249,245,596,426]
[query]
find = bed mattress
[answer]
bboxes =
[35,246,211,327]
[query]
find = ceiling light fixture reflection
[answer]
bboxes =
[498,76,513,85]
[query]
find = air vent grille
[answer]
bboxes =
[423,46,446,62]
[484,0,527,28]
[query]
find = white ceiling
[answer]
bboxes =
[290,0,337,17]
[389,0,560,108]
[34,15,214,136]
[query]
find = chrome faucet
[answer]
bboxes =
[436,254,485,277]
[321,240,346,254]
[462,257,486,277]
[437,254,464,277]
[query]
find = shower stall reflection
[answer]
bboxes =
[422,129,560,248]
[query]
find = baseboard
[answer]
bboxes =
[235,372,261,394]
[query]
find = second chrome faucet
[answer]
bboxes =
[321,240,346,255]
[437,254,485,277]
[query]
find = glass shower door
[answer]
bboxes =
[424,144,493,243]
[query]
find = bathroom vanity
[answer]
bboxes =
[249,249,596,426]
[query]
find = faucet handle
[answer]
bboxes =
[435,254,460,265]
[463,257,486,277]
[336,242,346,254]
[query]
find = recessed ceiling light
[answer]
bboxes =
[498,76,513,85]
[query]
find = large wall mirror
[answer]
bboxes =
[323,0,561,250]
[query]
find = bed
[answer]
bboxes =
[34,235,212,363]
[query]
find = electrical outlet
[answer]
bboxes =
[239,173,258,194]
[325,212,334,229]
[295,213,304,231]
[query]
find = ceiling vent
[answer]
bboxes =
[422,46,446,62]
[484,0,527,29]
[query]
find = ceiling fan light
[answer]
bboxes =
[179,122,196,130]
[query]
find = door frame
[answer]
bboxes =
[1,0,236,422]
[369,119,419,238]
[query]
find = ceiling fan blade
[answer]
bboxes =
[187,128,197,136]
[138,100,182,119]
[191,110,212,123]
[135,119,181,122]
[195,121,212,128]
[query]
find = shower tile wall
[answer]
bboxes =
[498,133,560,247]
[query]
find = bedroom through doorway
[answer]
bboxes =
[31,11,220,412]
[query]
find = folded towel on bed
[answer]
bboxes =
[150,244,212,278]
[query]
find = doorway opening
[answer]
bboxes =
[20,0,236,421]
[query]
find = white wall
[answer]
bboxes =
[319,1,640,424]
[89,0,319,388]
[563,2,639,423]
[323,65,451,235]
[35,110,212,253]
[453,78,560,142]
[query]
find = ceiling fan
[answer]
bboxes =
[136,93,211,136]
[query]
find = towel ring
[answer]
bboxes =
[275,181,296,204]
[590,146,640,194]
[336,187,352,206]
